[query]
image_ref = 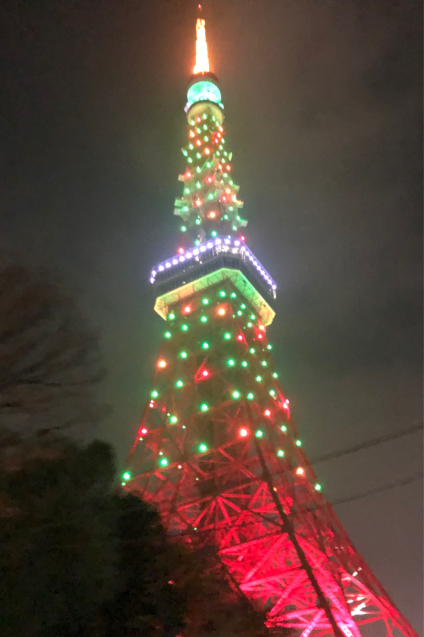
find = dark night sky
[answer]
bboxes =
[0,0,422,631]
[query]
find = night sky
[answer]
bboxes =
[1,0,422,631]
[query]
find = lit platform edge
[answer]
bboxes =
[150,236,277,293]
[154,267,276,327]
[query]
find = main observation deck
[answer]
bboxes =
[150,236,277,326]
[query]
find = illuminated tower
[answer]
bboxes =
[124,11,417,637]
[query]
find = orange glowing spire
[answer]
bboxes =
[193,9,210,75]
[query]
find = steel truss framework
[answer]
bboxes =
[125,280,417,637]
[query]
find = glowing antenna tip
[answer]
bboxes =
[193,17,209,74]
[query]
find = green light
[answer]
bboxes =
[164,331,171,338]
[224,332,231,340]
[227,359,235,366]
[182,324,189,331]
[232,225,237,231]
[219,290,226,298]
[277,450,284,457]
[269,390,276,396]
[187,80,222,105]
[247,392,254,400]
[232,390,241,399]
[199,443,208,452]
[250,348,256,354]
[255,375,262,382]
[176,380,184,388]
[202,298,210,305]
[204,136,209,142]
[237,311,242,316]
[187,158,192,163]
[296,440,302,447]
[195,218,201,225]
[189,144,193,150]
[160,458,168,467]
[180,351,188,359]
[196,152,201,159]
[314,483,322,491]
[281,425,287,432]
[181,226,187,232]
[200,316,208,323]
[272,372,278,378]
[267,344,272,350]
[261,361,267,366]
[241,361,248,367]
[196,181,201,188]
[169,313,175,320]
[250,314,255,320]
[211,230,217,237]
[170,415,178,424]
[151,390,159,398]
[247,322,252,328]
[184,188,190,195]
[240,304,246,309]
[255,430,263,438]
[182,149,188,156]
[230,292,237,298]
[123,472,131,480]
[200,403,209,412]
[202,342,209,350]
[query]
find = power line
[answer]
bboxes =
[310,423,423,466]
[332,472,423,508]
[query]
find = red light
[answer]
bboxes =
[207,177,212,183]
[240,235,245,241]
[237,335,243,341]
[178,247,184,254]
[158,359,167,369]
[183,305,191,314]
[149,401,154,408]
[196,117,201,122]
[202,370,209,378]
[296,467,305,476]
[259,325,265,331]
[240,428,248,437]
[258,334,263,340]
[141,428,148,435]
[264,409,271,417]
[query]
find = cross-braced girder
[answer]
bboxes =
[124,282,417,637]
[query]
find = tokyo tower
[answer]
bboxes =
[123,10,417,637]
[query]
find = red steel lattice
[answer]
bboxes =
[124,285,417,637]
